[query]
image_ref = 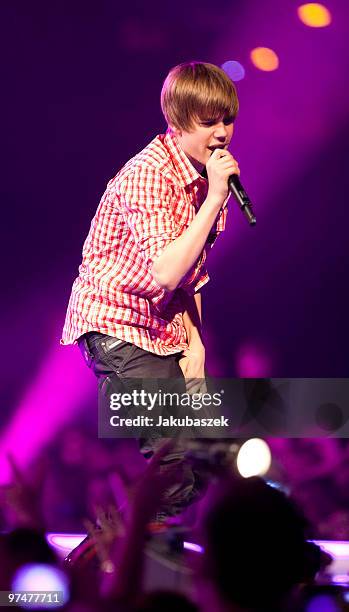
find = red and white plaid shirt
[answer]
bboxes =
[61,131,228,355]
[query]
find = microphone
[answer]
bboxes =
[228,174,256,226]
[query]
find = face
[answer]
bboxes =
[173,115,234,171]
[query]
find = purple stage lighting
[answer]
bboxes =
[221,60,245,81]
[0,345,94,484]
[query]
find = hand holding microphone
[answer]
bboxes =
[206,148,256,226]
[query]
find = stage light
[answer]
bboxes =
[314,540,349,558]
[12,564,69,607]
[265,480,290,495]
[331,574,349,585]
[236,438,272,478]
[221,60,245,82]
[250,47,279,72]
[297,3,332,28]
[46,533,86,558]
[0,345,94,484]
[183,541,204,553]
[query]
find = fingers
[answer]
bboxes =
[217,158,240,175]
[223,161,240,175]
[210,148,231,159]
[209,149,240,176]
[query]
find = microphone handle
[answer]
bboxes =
[228,174,256,226]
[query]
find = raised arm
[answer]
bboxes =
[152,148,238,291]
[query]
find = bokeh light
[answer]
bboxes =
[250,47,279,71]
[297,3,332,28]
[236,438,272,478]
[12,564,69,607]
[235,342,272,377]
[331,574,349,585]
[221,60,245,82]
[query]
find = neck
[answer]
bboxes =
[186,153,204,174]
[171,129,204,174]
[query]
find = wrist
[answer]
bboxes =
[206,189,227,208]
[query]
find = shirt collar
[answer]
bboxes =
[164,129,204,187]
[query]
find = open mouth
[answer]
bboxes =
[207,144,227,152]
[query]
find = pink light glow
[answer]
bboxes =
[46,533,205,557]
[46,533,87,558]
[46,534,349,564]
[0,345,95,484]
[331,574,349,584]
[314,540,349,558]
[183,541,204,554]
[235,343,273,377]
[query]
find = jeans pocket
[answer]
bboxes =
[81,333,131,377]
[102,340,135,376]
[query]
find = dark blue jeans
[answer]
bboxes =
[78,332,205,517]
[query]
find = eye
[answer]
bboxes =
[200,119,216,127]
[200,116,234,127]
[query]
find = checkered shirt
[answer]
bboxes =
[61,131,228,355]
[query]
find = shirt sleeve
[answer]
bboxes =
[207,197,229,247]
[119,165,209,302]
[119,166,180,267]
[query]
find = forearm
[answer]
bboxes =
[181,290,203,349]
[151,194,223,291]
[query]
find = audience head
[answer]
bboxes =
[200,476,312,611]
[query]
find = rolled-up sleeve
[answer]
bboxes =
[120,166,181,268]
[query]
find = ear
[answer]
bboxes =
[169,124,182,137]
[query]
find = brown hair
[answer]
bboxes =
[161,61,239,132]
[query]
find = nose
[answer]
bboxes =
[213,122,229,140]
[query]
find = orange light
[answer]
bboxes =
[297,3,332,27]
[250,47,279,72]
